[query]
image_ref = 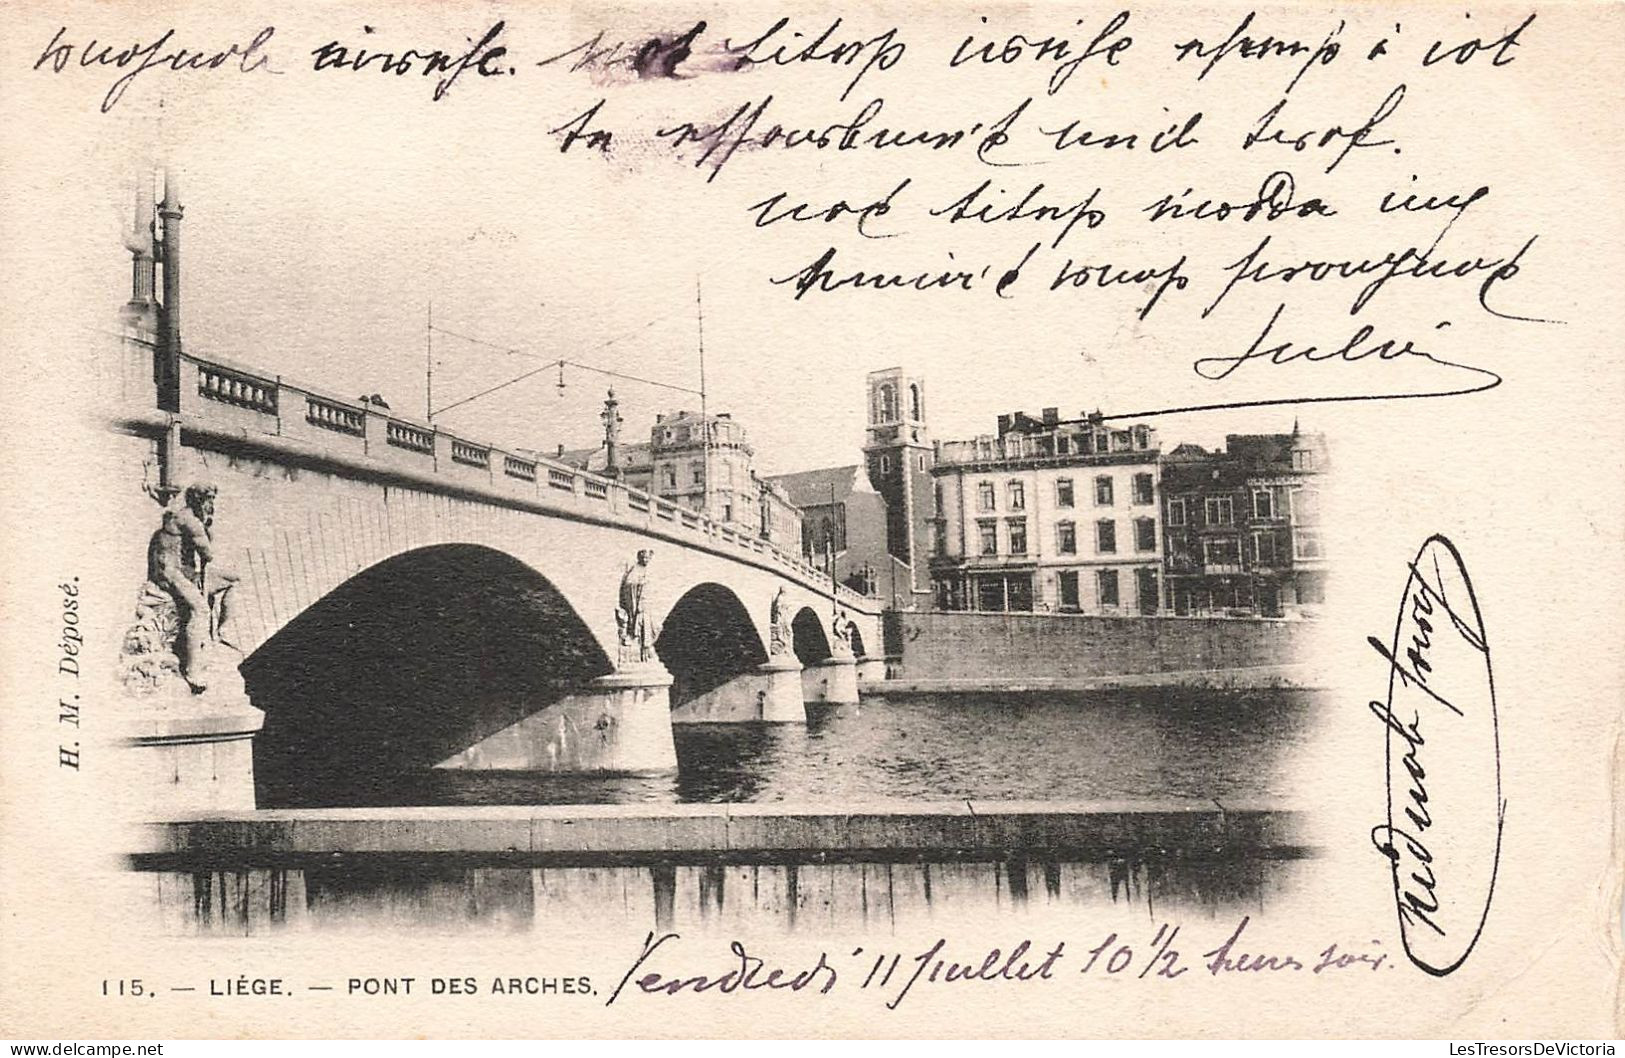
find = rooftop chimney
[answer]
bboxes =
[1042,407,1059,425]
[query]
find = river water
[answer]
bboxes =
[269,687,1316,808]
[140,688,1318,934]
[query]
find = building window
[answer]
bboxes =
[1056,478,1075,508]
[1057,520,1077,555]
[1096,519,1117,554]
[909,383,922,420]
[879,454,890,475]
[1007,576,1033,612]
[1294,529,1326,559]
[1007,518,1027,555]
[1112,430,1132,452]
[878,384,897,423]
[1094,476,1114,506]
[1293,448,1317,471]
[1136,568,1159,614]
[1167,498,1186,526]
[978,482,996,511]
[1133,473,1154,505]
[1204,536,1241,566]
[919,455,927,471]
[1058,570,1080,611]
[1134,425,1150,450]
[933,523,947,556]
[976,577,1005,612]
[1254,530,1279,566]
[978,519,998,556]
[1253,489,1275,519]
[1093,429,1109,454]
[722,503,733,521]
[1097,569,1120,607]
[1293,488,1321,525]
[1007,480,1025,511]
[1134,517,1156,552]
[1205,496,1234,526]
[662,465,677,489]
[934,484,944,515]
[1056,435,1070,455]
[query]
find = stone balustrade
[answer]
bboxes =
[167,350,873,612]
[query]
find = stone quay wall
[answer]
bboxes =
[884,611,1323,690]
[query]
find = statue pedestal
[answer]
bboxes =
[438,663,678,774]
[671,655,806,724]
[113,677,265,818]
[802,653,861,705]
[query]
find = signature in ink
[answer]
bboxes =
[1191,303,1504,401]
[1368,534,1503,975]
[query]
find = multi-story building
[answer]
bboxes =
[647,409,750,519]
[556,405,803,552]
[1160,426,1328,617]
[928,410,1164,614]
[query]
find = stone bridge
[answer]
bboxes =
[100,337,884,816]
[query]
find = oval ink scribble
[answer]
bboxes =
[1367,534,1503,975]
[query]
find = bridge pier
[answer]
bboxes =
[437,663,678,774]
[113,679,266,816]
[802,653,861,705]
[855,657,887,685]
[671,656,807,724]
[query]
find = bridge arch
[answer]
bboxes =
[791,606,832,665]
[655,582,768,708]
[240,543,608,806]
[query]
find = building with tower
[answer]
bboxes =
[760,367,936,608]
[861,368,936,604]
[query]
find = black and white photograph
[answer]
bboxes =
[1,0,1621,1042]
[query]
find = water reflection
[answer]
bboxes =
[139,688,1317,935]
[144,855,1309,936]
[266,689,1315,809]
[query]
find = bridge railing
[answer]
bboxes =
[159,350,873,610]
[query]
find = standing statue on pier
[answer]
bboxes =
[769,587,792,656]
[831,609,853,655]
[124,482,240,694]
[616,549,658,666]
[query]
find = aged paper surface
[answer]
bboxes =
[1,0,1621,1039]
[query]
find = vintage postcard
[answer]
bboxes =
[0,0,1621,1040]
